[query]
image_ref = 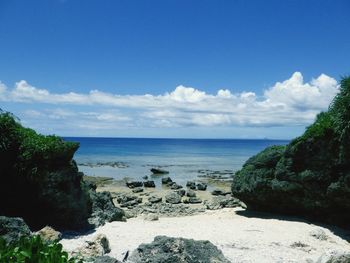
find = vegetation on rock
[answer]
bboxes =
[0,111,91,230]
[232,76,350,228]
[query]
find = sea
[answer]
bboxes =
[64,138,288,187]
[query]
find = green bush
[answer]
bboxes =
[0,110,91,230]
[0,235,80,263]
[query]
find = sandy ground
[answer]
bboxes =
[61,208,350,263]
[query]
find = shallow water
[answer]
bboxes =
[64,137,288,187]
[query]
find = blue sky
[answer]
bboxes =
[0,0,349,138]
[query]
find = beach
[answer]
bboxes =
[61,207,350,262]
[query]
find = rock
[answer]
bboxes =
[316,250,350,263]
[165,192,182,204]
[72,234,111,260]
[196,182,207,191]
[150,168,169,174]
[170,183,183,190]
[232,78,350,229]
[129,236,230,263]
[175,189,186,197]
[161,177,172,184]
[126,181,143,188]
[186,189,196,197]
[310,228,328,241]
[204,196,242,210]
[167,181,176,187]
[132,187,144,193]
[211,189,224,196]
[142,175,148,180]
[0,216,31,244]
[148,196,162,203]
[89,191,125,227]
[186,181,196,189]
[143,180,156,188]
[188,197,202,204]
[0,113,93,231]
[36,226,62,242]
[144,214,159,221]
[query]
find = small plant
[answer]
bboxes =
[0,235,80,263]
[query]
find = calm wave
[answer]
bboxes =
[64,137,289,187]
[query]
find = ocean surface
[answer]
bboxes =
[64,137,289,187]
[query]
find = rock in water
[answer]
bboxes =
[232,77,350,228]
[150,168,169,174]
[129,236,230,263]
[126,181,143,188]
[165,192,182,204]
[0,216,31,244]
[161,177,172,184]
[143,180,156,188]
[196,182,207,191]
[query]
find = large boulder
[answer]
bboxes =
[89,191,125,227]
[129,236,230,263]
[36,226,62,242]
[165,192,182,204]
[232,77,350,228]
[0,216,31,244]
[0,112,92,231]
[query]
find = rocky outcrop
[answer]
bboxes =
[0,216,31,244]
[89,191,125,227]
[232,77,350,228]
[0,111,92,231]
[129,236,230,263]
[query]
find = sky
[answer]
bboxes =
[0,0,349,139]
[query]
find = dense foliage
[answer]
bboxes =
[0,111,91,230]
[232,76,350,228]
[0,235,79,263]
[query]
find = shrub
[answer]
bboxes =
[0,235,80,263]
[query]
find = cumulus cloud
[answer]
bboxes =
[0,72,339,130]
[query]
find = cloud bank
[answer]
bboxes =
[0,72,339,136]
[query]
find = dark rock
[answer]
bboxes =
[167,181,176,187]
[129,236,230,263]
[0,113,92,231]
[196,182,207,191]
[186,189,196,197]
[132,187,144,193]
[126,181,143,188]
[204,196,242,210]
[142,176,148,180]
[0,216,31,244]
[161,177,172,184]
[148,196,162,203]
[175,189,186,197]
[186,181,196,189]
[165,192,182,204]
[211,189,224,196]
[188,197,202,204]
[143,180,155,188]
[89,191,125,227]
[170,183,183,190]
[150,168,169,174]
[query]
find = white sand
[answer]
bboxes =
[61,208,350,263]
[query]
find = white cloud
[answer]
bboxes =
[0,72,339,131]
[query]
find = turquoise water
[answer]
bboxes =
[64,138,288,187]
